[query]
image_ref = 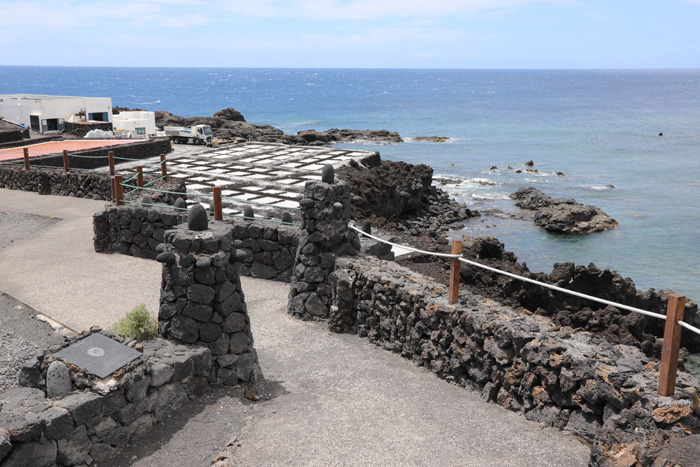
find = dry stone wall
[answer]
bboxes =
[93,204,187,260]
[232,221,298,283]
[0,330,212,467]
[329,255,700,465]
[93,205,299,282]
[0,167,113,200]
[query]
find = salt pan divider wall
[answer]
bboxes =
[156,216,261,386]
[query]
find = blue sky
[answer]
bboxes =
[1,0,698,68]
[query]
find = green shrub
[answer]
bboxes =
[110,304,158,341]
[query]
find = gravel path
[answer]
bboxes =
[0,292,63,393]
[0,208,58,251]
[0,208,65,392]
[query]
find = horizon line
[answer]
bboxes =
[1,64,700,72]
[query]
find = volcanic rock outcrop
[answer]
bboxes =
[337,160,479,240]
[510,187,618,234]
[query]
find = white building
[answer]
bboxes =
[112,111,157,138]
[0,94,113,133]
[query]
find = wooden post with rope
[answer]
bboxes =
[449,240,462,305]
[62,150,70,173]
[114,175,124,206]
[160,154,167,178]
[23,148,29,170]
[213,186,223,221]
[136,166,144,188]
[658,293,686,396]
[108,151,115,176]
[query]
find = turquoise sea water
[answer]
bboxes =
[1,66,699,300]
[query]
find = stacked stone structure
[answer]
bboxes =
[0,331,212,466]
[156,219,261,386]
[288,174,360,320]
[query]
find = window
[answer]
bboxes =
[88,112,108,122]
[135,127,146,135]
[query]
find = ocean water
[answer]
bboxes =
[1,66,699,300]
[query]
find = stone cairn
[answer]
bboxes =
[288,165,361,319]
[156,204,261,386]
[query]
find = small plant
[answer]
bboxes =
[110,304,158,341]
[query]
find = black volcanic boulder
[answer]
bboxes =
[534,203,618,234]
[511,187,577,210]
[510,187,618,234]
[213,107,246,122]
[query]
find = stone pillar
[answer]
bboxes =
[157,221,261,386]
[288,180,360,319]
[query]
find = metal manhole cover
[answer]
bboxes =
[55,333,141,378]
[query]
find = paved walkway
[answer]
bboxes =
[0,189,590,466]
[0,189,161,331]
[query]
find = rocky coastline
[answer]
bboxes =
[336,158,698,355]
[114,107,403,146]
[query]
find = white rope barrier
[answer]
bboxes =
[348,222,461,259]
[679,321,700,337]
[348,222,680,325]
[456,256,667,321]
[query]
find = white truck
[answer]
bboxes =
[164,124,213,146]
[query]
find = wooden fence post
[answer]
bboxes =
[111,176,116,202]
[449,240,462,304]
[114,175,124,206]
[136,166,144,188]
[62,150,70,173]
[658,293,686,396]
[108,151,115,176]
[213,186,223,221]
[23,148,29,170]
[160,154,167,178]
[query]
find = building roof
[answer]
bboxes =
[0,94,109,101]
[0,119,25,132]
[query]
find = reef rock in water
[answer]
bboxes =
[510,187,618,234]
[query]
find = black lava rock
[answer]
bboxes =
[322,164,335,184]
[188,204,208,231]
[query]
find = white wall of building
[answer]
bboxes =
[0,95,113,132]
[112,111,157,137]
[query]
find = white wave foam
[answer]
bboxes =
[582,184,616,191]
[466,177,500,186]
[341,139,399,146]
[404,136,463,144]
[469,192,510,200]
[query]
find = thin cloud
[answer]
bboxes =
[299,27,487,47]
[0,1,209,28]
[219,0,571,20]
